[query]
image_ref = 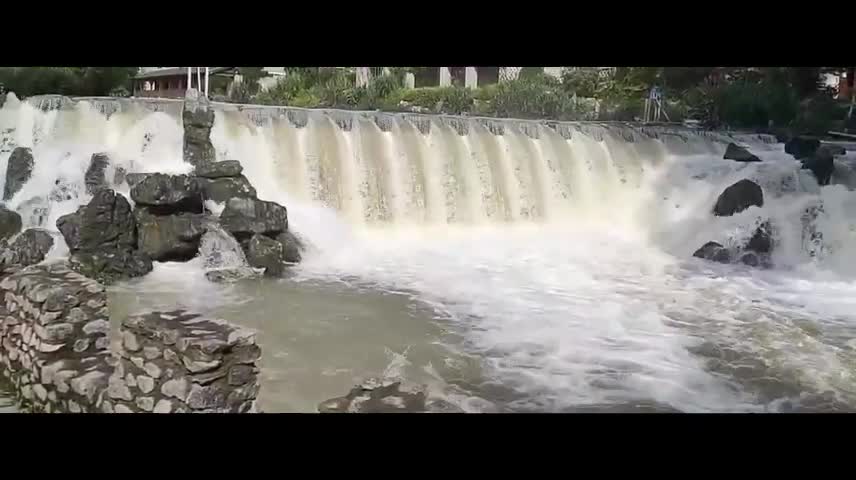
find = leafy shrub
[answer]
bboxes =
[560,67,601,98]
[491,74,576,120]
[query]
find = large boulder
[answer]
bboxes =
[183,90,216,167]
[785,136,820,160]
[0,228,54,267]
[56,189,151,284]
[66,189,137,252]
[195,176,257,204]
[219,197,288,240]
[723,143,760,163]
[195,160,243,179]
[3,146,34,200]
[713,179,764,217]
[84,152,110,195]
[692,241,731,264]
[0,206,22,241]
[69,249,152,285]
[245,234,285,276]
[801,146,835,186]
[135,210,207,261]
[276,230,303,264]
[130,174,203,213]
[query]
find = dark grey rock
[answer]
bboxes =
[186,383,228,410]
[195,176,257,204]
[723,143,760,162]
[245,234,285,276]
[220,197,288,239]
[125,173,150,188]
[740,252,760,267]
[692,241,731,264]
[227,365,255,386]
[746,220,773,254]
[69,249,152,285]
[713,179,764,217]
[183,93,216,167]
[84,153,110,195]
[204,268,257,283]
[2,229,55,267]
[0,206,22,241]
[801,146,835,186]
[135,210,207,262]
[785,136,820,160]
[130,174,203,213]
[60,189,136,252]
[56,206,85,252]
[194,160,243,179]
[276,231,303,264]
[4,147,34,201]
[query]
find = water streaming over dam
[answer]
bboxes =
[2,93,856,412]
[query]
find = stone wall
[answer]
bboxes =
[0,262,112,413]
[107,310,260,413]
[0,261,260,413]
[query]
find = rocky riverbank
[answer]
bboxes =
[692,137,846,268]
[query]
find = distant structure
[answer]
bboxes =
[132,67,287,99]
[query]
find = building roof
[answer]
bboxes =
[134,67,236,79]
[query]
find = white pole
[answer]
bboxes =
[187,68,192,91]
[197,68,202,93]
[205,67,210,98]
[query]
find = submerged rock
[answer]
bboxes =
[135,210,207,261]
[245,234,284,276]
[130,174,203,213]
[3,147,34,200]
[801,146,835,186]
[0,206,22,241]
[194,160,243,179]
[194,175,257,204]
[318,379,428,413]
[204,268,258,283]
[785,136,820,160]
[84,152,110,195]
[723,143,760,162]
[692,241,731,264]
[219,197,288,239]
[713,179,764,217]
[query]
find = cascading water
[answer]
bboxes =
[3,91,856,412]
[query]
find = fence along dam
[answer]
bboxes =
[2,92,856,412]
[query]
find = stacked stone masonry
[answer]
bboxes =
[0,262,260,413]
